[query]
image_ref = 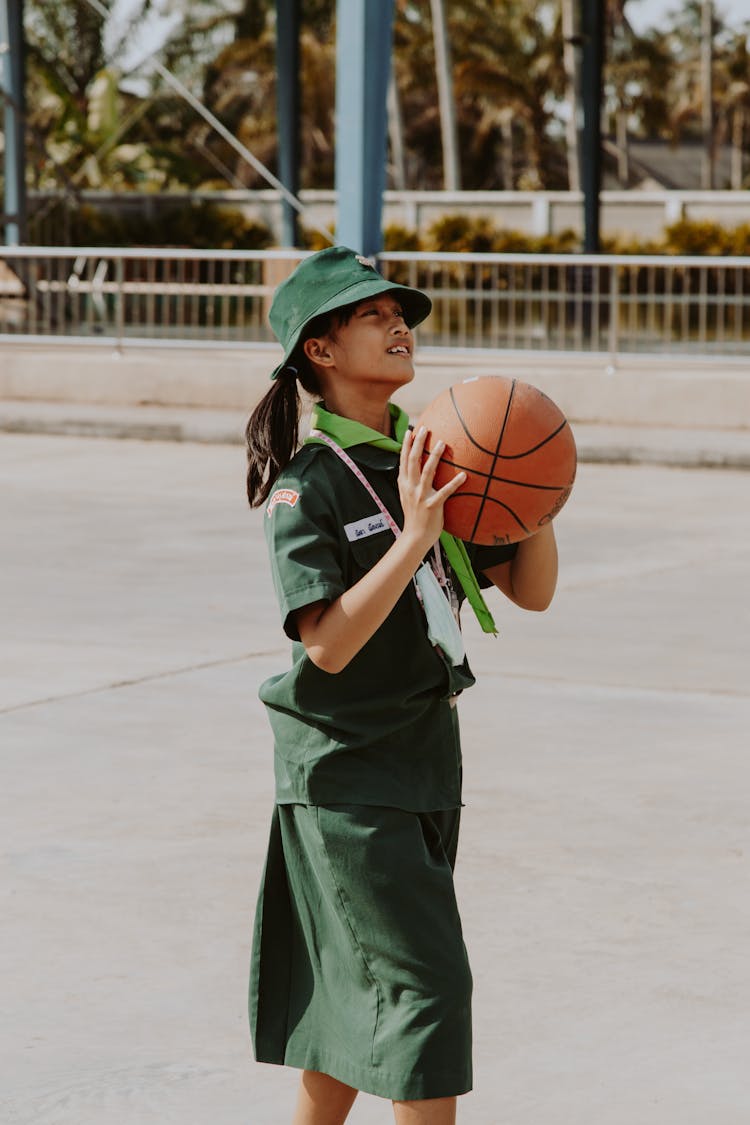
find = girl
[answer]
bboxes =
[245,246,558,1125]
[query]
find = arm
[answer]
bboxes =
[482,522,558,611]
[294,428,466,674]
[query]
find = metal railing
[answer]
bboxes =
[2,247,750,360]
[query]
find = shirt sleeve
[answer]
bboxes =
[264,460,346,641]
[463,541,519,589]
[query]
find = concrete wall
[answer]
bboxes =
[2,342,748,429]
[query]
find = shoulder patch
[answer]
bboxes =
[267,487,300,516]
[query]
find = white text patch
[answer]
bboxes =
[344,513,389,542]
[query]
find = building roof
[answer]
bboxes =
[603,138,741,190]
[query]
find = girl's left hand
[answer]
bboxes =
[483,521,558,611]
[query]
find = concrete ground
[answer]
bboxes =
[2,428,749,1125]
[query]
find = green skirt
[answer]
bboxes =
[249,803,472,1101]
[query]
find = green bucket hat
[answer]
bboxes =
[269,245,432,379]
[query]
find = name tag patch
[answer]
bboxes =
[267,487,300,515]
[344,513,389,542]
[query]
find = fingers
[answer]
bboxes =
[403,426,466,495]
[426,468,466,508]
[403,426,444,485]
[399,426,466,542]
[424,437,446,477]
[401,425,428,478]
[399,425,414,473]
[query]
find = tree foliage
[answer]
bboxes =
[21,0,750,197]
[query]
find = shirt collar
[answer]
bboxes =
[307,402,410,453]
[305,402,498,636]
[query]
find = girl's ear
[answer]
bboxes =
[303,336,334,367]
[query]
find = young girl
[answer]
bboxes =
[245,246,558,1125]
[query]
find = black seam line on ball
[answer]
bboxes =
[468,378,516,543]
[496,419,570,459]
[440,457,569,492]
[453,490,530,535]
[443,392,570,461]
[447,385,501,457]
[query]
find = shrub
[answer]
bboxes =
[299,227,331,252]
[663,219,731,256]
[34,203,750,258]
[728,223,750,256]
[425,216,590,255]
[532,229,580,253]
[383,224,422,251]
[426,215,499,252]
[33,200,273,249]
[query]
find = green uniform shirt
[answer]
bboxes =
[260,426,517,812]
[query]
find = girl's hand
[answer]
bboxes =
[294,427,466,674]
[398,426,466,552]
[482,522,558,611]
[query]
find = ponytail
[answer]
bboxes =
[245,356,325,507]
[246,305,353,507]
[245,368,299,507]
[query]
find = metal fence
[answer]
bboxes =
[2,246,750,359]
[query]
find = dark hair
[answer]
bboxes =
[245,304,356,507]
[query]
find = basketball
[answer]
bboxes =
[416,376,577,545]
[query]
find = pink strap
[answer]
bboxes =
[309,429,403,538]
[309,428,448,588]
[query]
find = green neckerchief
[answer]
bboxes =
[307,403,498,635]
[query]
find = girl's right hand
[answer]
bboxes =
[294,427,466,674]
[398,426,466,551]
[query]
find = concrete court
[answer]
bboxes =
[1,430,749,1125]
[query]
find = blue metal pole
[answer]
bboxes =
[335,0,395,258]
[0,0,25,245]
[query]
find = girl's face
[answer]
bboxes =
[303,294,415,393]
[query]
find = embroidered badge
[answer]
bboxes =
[344,513,389,542]
[267,487,300,515]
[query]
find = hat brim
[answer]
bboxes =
[270,278,431,380]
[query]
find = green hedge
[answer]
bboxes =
[379,215,750,256]
[29,201,750,256]
[30,201,274,250]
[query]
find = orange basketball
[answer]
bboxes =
[416,376,577,545]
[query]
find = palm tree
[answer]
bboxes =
[24,0,210,190]
[196,3,335,191]
[722,24,750,188]
[24,0,109,186]
[654,2,748,186]
[561,0,580,191]
[450,0,567,189]
[429,0,461,189]
[602,1,675,186]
